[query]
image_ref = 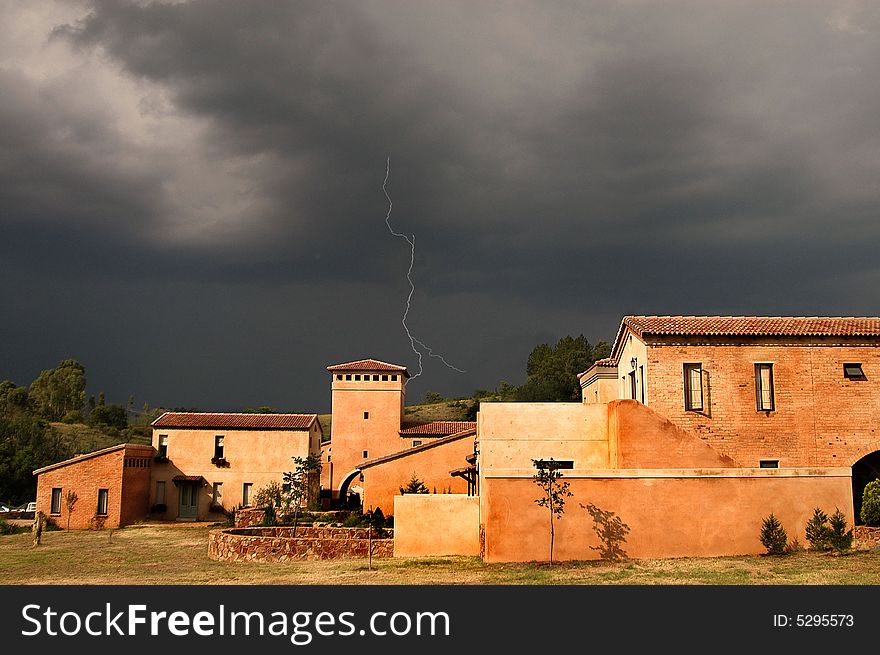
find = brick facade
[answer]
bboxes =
[34,444,153,529]
[644,336,880,467]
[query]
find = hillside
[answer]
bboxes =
[50,421,152,456]
[317,398,475,441]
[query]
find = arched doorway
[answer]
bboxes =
[337,469,363,510]
[852,451,880,524]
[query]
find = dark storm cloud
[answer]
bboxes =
[3,1,880,409]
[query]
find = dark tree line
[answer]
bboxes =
[0,359,138,505]
[469,335,611,413]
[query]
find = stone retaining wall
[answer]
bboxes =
[208,526,394,562]
[233,507,266,528]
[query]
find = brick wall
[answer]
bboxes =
[645,336,880,467]
[35,444,153,529]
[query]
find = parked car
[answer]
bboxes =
[0,505,9,513]
[25,502,36,513]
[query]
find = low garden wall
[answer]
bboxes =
[234,507,266,528]
[208,526,394,562]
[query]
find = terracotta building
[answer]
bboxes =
[32,316,880,562]
[33,443,154,529]
[322,358,476,510]
[148,412,322,520]
[579,316,880,517]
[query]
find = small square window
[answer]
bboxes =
[844,363,866,380]
[391,375,397,381]
[345,374,352,381]
[363,411,369,420]
[382,375,388,381]
[760,459,779,468]
[412,440,422,447]
[336,374,342,380]
[373,374,380,381]
[354,374,361,381]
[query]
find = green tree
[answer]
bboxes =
[423,391,444,404]
[0,381,29,416]
[860,480,880,526]
[828,508,853,553]
[0,414,69,504]
[28,360,86,421]
[88,404,128,431]
[516,335,612,402]
[805,507,832,551]
[399,473,429,494]
[533,458,573,565]
[282,454,323,537]
[759,513,787,555]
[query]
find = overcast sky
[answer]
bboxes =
[2,1,880,412]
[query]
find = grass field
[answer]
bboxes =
[1,524,879,585]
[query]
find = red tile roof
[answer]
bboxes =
[151,412,318,430]
[360,426,477,470]
[400,421,476,435]
[326,358,410,377]
[33,443,154,475]
[623,315,880,338]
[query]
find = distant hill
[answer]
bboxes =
[318,398,475,441]
[50,421,151,455]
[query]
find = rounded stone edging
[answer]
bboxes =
[208,526,394,563]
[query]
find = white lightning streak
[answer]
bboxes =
[382,156,465,382]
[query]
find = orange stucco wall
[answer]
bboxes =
[481,469,853,562]
[393,494,480,557]
[150,424,318,519]
[360,435,475,514]
[609,399,737,468]
[327,372,405,495]
[35,444,153,529]
[478,403,610,470]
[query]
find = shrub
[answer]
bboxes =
[860,480,880,526]
[760,513,787,555]
[828,508,853,553]
[343,513,367,528]
[399,474,429,495]
[0,518,28,535]
[805,507,832,551]
[784,536,804,554]
[62,410,82,424]
[262,503,277,526]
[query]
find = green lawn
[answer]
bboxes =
[1,524,879,585]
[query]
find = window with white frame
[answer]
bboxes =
[683,363,703,411]
[755,363,774,411]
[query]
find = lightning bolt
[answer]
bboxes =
[382,156,465,382]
